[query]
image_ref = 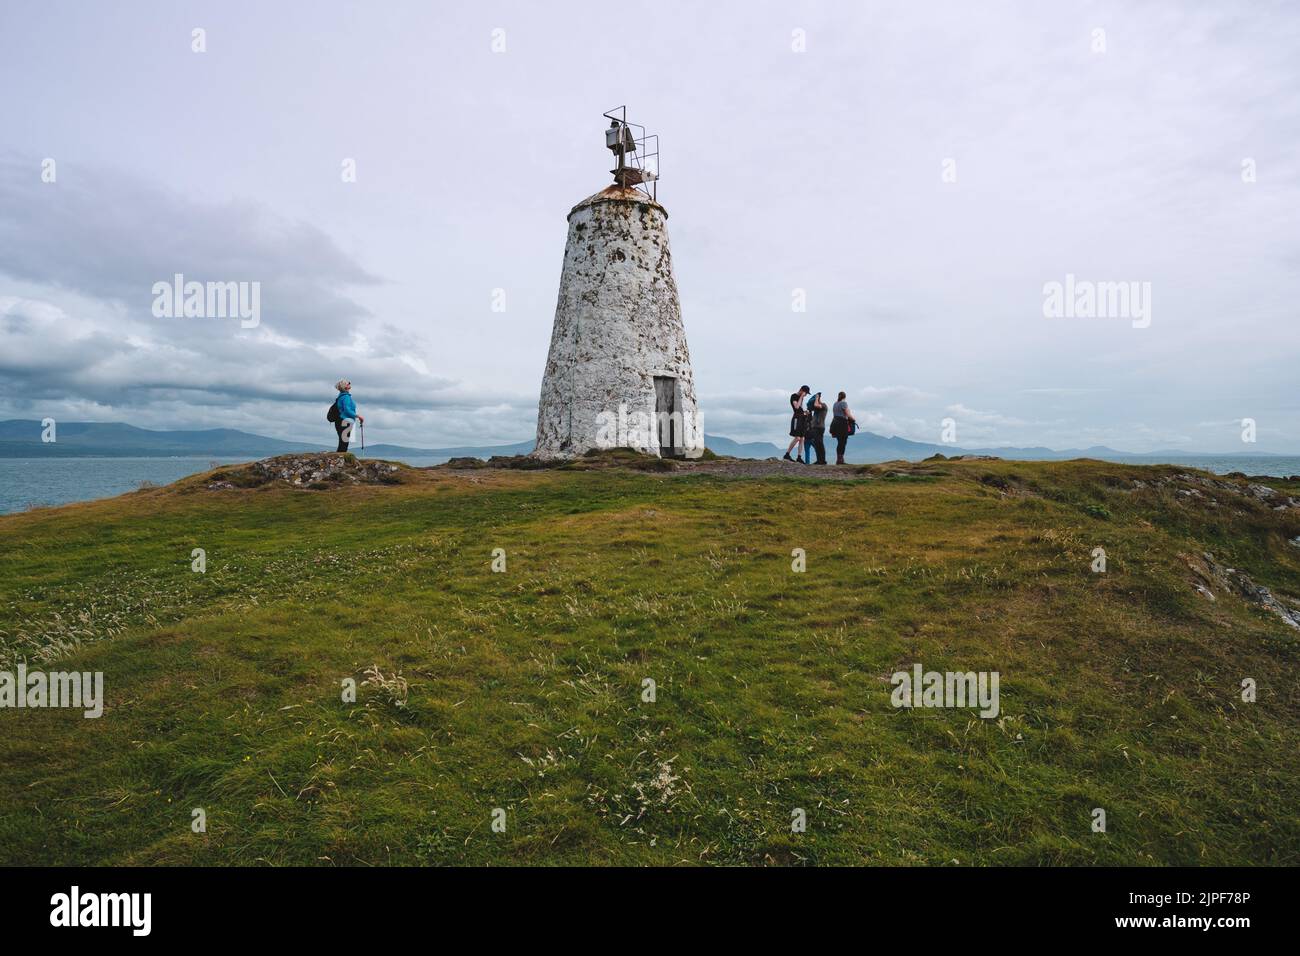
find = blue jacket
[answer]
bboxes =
[336,391,358,421]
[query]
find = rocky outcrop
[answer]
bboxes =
[206,454,402,490]
[1142,473,1300,510]
[1185,551,1300,630]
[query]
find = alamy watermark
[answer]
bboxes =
[1,665,104,718]
[152,273,260,328]
[890,664,1000,718]
[594,402,704,454]
[1043,274,1151,328]
[50,886,150,936]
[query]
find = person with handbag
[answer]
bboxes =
[829,391,856,465]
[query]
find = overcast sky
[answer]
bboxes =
[1,0,1297,452]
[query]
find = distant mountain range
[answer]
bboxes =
[0,419,1290,465]
[0,420,510,460]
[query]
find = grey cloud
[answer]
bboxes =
[0,157,379,342]
[1,2,1299,451]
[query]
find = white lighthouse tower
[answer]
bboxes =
[534,107,702,460]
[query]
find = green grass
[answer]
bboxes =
[1,457,1298,865]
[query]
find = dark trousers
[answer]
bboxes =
[835,431,848,461]
[335,421,350,452]
[806,428,826,465]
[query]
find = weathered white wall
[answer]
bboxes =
[534,186,702,459]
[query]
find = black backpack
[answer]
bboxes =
[326,397,341,423]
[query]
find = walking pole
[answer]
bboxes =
[359,421,365,451]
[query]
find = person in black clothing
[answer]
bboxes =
[804,391,828,465]
[783,385,811,462]
[828,391,856,464]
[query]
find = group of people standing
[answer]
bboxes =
[329,378,861,464]
[784,386,857,465]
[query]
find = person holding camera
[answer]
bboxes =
[804,391,828,465]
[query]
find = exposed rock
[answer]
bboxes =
[1149,472,1300,510]
[206,454,403,490]
[486,454,556,470]
[1185,551,1300,630]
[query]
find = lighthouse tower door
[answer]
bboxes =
[653,376,677,457]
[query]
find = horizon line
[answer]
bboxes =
[2,418,1298,458]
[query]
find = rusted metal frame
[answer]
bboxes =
[603,105,658,200]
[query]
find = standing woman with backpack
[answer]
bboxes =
[328,379,364,452]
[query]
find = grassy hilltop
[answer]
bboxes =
[1,452,1298,866]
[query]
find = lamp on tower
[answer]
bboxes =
[603,106,658,195]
